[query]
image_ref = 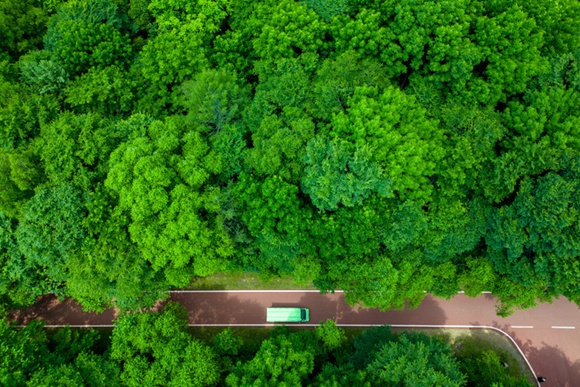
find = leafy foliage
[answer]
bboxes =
[226,327,317,386]
[0,0,48,61]
[44,0,133,76]
[111,302,220,387]
[0,310,535,387]
[16,184,87,286]
[2,0,580,317]
[106,116,235,286]
[1,319,121,386]
[367,332,466,386]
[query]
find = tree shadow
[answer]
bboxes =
[526,342,580,387]
[296,293,448,326]
[456,322,537,385]
[168,292,266,325]
[9,291,449,332]
[8,294,117,326]
[490,322,580,386]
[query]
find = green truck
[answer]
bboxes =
[266,307,310,323]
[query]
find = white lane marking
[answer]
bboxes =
[551,326,575,329]
[169,290,334,293]
[511,325,534,328]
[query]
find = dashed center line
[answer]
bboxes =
[511,325,534,329]
[551,326,576,329]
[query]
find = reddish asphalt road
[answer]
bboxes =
[10,291,580,387]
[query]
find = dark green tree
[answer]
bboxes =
[226,327,318,387]
[367,332,466,386]
[44,0,133,76]
[16,184,86,290]
[0,318,47,386]
[0,0,48,61]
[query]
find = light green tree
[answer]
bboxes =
[106,116,235,286]
[111,302,220,387]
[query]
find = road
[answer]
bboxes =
[9,291,580,386]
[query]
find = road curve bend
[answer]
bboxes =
[9,291,580,386]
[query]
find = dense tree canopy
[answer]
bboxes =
[0,0,579,317]
[1,312,533,386]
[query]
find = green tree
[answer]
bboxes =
[212,327,244,371]
[350,325,396,370]
[315,320,347,353]
[327,85,445,204]
[67,184,168,312]
[0,59,60,150]
[516,0,580,55]
[329,8,390,64]
[39,112,116,190]
[18,51,69,96]
[35,112,163,312]
[176,68,250,181]
[0,0,48,61]
[226,327,317,387]
[311,51,388,122]
[233,173,312,274]
[367,332,466,386]
[0,318,47,386]
[0,148,41,218]
[305,0,350,22]
[64,65,136,116]
[455,335,533,386]
[134,0,229,115]
[486,166,580,310]
[331,0,549,106]
[0,211,47,312]
[486,87,580,202]
[16,184,87,289]
[250,0,327,61]
[111,302,221,387]
[301,136,391,211]
[468,3,548,105]
[44,0,133,76]
[28,327,121,387]
[106,116,235,286]
[244,55,318,184]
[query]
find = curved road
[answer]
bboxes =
[9,291,580,386]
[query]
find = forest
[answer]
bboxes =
[0,303,533,386]
[1,0,580,318]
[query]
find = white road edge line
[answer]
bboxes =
[14,323,538,386]
[169,290,494,294]
[16,325,115,328]
[183,324,537,385]
[551,326,575,329]
[511,326,534,328]
[169,290,334,293]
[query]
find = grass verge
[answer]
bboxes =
[390,327,537,385]
[186,271,316,290]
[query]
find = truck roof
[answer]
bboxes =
[266,307,309,323]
